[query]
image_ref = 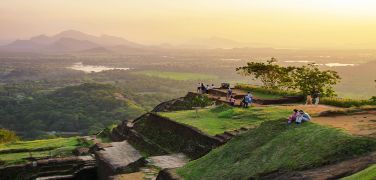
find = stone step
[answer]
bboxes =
[36,174,74,180]
[224,131,236,137]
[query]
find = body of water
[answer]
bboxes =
[68,62,130,73]
[284,61,356,67]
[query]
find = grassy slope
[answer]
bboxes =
[0,137,90,165]
[177,120,376,179]
[159,105,291,135]
[342,164,376,180]
[132,70,218,81]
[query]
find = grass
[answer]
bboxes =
[177,120,376,179]
[132,70,218,81]
[0,137,92,165]
[342,164,376,180]
[158,105,291,135]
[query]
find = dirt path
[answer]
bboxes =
[312,112,376,136]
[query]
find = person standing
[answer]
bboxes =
[305,95,313,105]
[201,83,206,94]
[227,87,232,100]
[247,91,253,106]
[313,92,320,105]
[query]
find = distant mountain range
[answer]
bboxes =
[0,30,143,53]
[0,30,267,54]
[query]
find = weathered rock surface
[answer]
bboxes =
[95,141,145,180]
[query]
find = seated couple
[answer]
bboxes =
[287,109,311,125]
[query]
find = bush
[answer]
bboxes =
[235,84,301,97]
[218,109,235,118]
[0,129,19,143]
[210,104,232,113]
[320,97,376,108]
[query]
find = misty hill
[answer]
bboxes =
[0,30,142,53]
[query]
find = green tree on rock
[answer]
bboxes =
[293,64,341,96]
[237,58,341,97]
[236,58,295,90]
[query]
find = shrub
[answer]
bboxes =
[320,97,376,108]
[0,128,19,143]
[235,84,301,97]
[210,104,232,113]
[218,109,235,118]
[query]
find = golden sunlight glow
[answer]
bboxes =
[1,0,376,48]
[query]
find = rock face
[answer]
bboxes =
[0,156,96,180]
[95,141,145,180]
[152,93,199,112]
[111,113,223,159]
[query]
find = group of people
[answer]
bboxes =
[197,83,215,94]
[227,87,253,108]
[287,109,311,125]
[306,92,320,105]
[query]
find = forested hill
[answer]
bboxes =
[0,83,145,139]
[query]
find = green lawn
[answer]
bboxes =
[342,164,376,180]
[177,120,376,179]
[132,70,218,81]
[0,137,79,151]
[0,137,91,165]
[158,105,291,135]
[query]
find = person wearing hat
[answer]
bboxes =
[296,110,311,124]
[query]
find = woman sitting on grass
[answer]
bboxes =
[296,110,311,124]
[287,109,299,124]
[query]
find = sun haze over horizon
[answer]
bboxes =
[1,0,376,49]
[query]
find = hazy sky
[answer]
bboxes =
[1,0,376,48]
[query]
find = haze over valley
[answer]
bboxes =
[1,1,376,179]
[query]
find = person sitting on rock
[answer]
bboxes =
[229,96,236,106]
[287,109,299,124]
[197,83,201,93]
[211,84,216,89]
[296,110,311,124]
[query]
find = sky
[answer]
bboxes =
[1,0,376,48]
